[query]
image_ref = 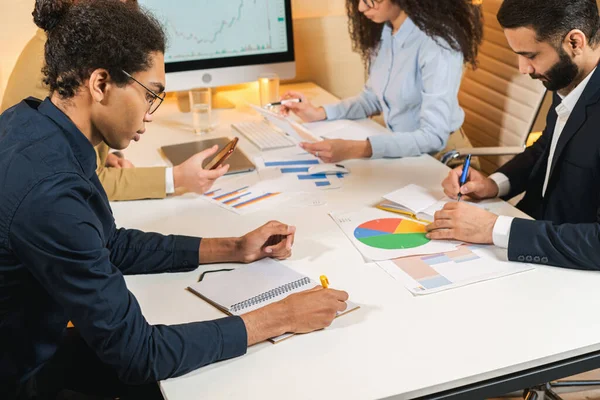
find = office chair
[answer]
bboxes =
[521,379,600,400]
[440,144,530,166]
[441,0,547,174]
[447,1,600,394]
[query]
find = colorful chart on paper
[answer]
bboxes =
[203,182,284,215]
[376,245,535,295]
[330,208,458,261]
[353,218,429,250]
[263,159,344,189]
[393,245,481,290]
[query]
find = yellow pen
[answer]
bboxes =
[320,275,329,289]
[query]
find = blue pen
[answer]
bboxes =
[457,154,472,202]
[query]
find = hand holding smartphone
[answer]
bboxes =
[203,137,239,170]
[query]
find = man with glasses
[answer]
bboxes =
[1,1,349,399]
[1,3,226,202]
[121,70,166,115]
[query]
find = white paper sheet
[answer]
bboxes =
[383,184,441,214]
[254,151,344,192]
[189,259,360,343]
[202,175,288,215]
[377,245,535,295]
[249,104,305,143]
[302,119,386,141]
[381,184,508,221]
[330,207,460,261]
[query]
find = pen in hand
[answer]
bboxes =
[263,234,288,248]
[457,154,472,202]
[266,98,302,107]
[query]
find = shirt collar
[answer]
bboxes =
[37,97,98,177]
[383,17,416,48]
[556,67,597,115]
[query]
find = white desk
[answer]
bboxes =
[113,83,600,400]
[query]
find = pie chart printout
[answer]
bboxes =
[353,218,429,250]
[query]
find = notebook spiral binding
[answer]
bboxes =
[230,277,311,313]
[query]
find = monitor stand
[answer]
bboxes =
[175,89,235,112]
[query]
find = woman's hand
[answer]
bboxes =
[279,91,327,122]
[300,139,372,163]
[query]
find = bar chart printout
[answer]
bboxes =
[204,181,285,215]
[258,156,344,190]
[377,245,535,295]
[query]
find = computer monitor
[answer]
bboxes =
[138,0,295,91]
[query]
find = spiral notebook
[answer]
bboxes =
[188,259,359,343]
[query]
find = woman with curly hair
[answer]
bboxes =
[282,0,483,163]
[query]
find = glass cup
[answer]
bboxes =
[258,72,280,107]
[189,88,212,134]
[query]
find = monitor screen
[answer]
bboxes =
[139,0,295,90]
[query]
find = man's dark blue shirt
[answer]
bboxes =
[0,98,247,390]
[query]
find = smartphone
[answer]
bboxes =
[204,137,238,170]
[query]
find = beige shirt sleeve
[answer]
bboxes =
[1,29,49,112]
[3,30,167,201]
[95,143,167,201]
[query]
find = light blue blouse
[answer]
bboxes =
[323,18,465,158]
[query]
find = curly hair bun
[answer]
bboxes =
[33,0,73,32]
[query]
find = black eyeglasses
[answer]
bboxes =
[121,70,165,115]
[362,0,376,8]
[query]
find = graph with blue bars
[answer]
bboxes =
[264,159,345,188]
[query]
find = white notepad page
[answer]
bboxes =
[189,259,314,315]
[188,259,359,343]
[383,184,441,215]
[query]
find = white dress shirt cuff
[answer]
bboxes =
[492,215,514,249]
[489,172,511,197]
[165,167,175,194]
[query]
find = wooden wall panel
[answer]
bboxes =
[289,15,366,99]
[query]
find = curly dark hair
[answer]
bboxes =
[32,0,165,98]
[346,0,483,68]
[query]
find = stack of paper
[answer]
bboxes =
[377,245,535,295]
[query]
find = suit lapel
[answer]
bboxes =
[547,68,600,182]
[531,142,550,180]
[529,94,559,182]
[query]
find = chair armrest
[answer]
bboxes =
[441,146,525,165]
[455,146,525,156]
